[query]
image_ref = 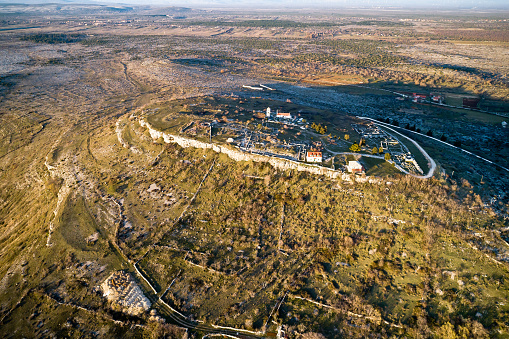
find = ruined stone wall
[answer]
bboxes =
[139,119,376,182]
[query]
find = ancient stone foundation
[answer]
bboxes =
[101,271,151,315]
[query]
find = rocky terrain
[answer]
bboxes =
[0,5,508,338]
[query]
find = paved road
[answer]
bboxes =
[357,117,437,179]
[358,116,509,174]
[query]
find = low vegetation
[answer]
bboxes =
[20,33,87,44]
[0,5,508,338]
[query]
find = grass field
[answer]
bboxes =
[362,157,399,176]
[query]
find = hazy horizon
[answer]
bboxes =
[1,0,509,10]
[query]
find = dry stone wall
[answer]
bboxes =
[139,119,379,183]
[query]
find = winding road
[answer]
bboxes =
[359,116,509,175]
[357,117,437,179]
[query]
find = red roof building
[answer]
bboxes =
[412,93,427,103]
[276,112,292,119]
[306,151,322,163]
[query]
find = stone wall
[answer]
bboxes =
[139,119,381,183]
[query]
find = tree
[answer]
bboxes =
[344,134,350,141]
[107,176,119,195]
[434,322,457,339]
[440,134,447,141]
[350,144,360,152]
[384,153,391,161]
[372,147,379,154]
[311,122,326,134]
[379,146,384,153]
[426,130,433,137]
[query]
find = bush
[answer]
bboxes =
[350,144,360,152]
[45,177,63,197]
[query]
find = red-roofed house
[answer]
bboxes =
[276,112,292,119]
[306,151,322,163]
[412,93,427,103]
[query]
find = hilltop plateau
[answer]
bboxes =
[0,5,508,338]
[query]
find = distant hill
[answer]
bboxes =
[0,3,204,16]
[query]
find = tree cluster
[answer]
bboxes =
[310,122,327,134]
[21,33,86,44]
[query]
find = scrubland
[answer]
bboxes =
[0,5,508,338]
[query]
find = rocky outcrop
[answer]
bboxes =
[139,119,353,180]
[116,118,142,154]
[102,271,151,315]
